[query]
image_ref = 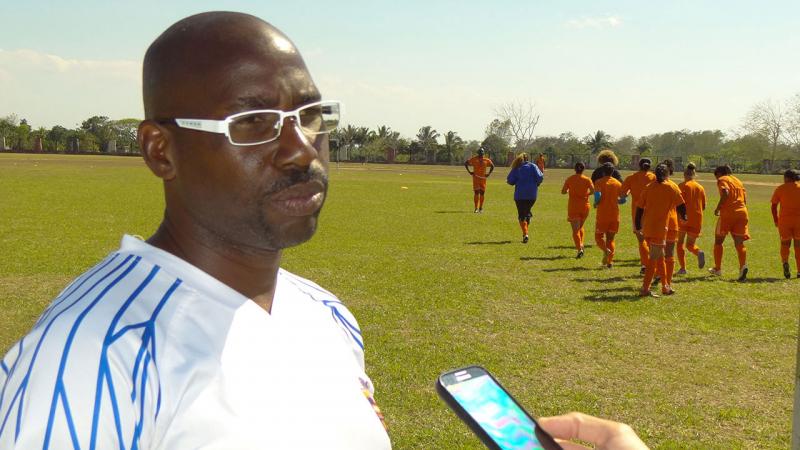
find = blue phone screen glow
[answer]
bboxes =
[446,374,546,450]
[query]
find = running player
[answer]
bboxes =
[676,162,706,274]
[591,149,623,183]
[636,164,687,296]
[660,159,682,288]
[594,163,623,268]
[770,168,800,278]
[710,165,750,281]
[620,158,656,274]
[507,153,544,243]
[465,147,494,213]
[536,153,546,173]
[562,162,594,258]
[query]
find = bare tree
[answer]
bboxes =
[786,93,800,148]
[494,100,540,150]
[743,99,789,164]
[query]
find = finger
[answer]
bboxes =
[553,438,591,450]
[538,412,622,446]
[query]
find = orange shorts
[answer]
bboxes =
[716,212,750,240]
[595,219,620,234]
[666,228,679,243]
[778,220,800,240]
[645,234,666,247]
[568,204,590,222]
[679,222,702,237]
[472,177,487,191]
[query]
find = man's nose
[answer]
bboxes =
[273,116,318,169]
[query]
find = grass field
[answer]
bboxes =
[0,153,797,449]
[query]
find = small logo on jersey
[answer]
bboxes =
[360,377,388,431]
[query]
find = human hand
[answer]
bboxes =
[714,208,720,216]
[538,412,649,450]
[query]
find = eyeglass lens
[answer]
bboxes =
[229,102,340,144]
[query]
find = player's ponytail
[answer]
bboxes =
[574,162,585,174]
[655,164,669,183]
[639,158,651,171]
[511,153,528,170]
[684,162,697,179]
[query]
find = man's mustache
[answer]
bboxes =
[263,165,328,197]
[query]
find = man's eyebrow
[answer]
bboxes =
[234,95,279,110]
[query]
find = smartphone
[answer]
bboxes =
[436,366,562,450]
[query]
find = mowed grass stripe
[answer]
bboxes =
[0,154,796,448]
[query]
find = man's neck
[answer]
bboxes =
[147,218,281,313]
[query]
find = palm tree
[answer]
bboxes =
[585,130,613,154]
[416,126,440,163]
[442,131,465,164]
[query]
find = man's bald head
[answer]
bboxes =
[143,12,306,119]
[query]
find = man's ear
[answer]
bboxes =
[138,120,176,180]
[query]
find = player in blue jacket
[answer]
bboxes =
[507,153,545,243]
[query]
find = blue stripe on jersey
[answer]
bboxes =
[0,361,7,376]
[282,276,365,350]
[44,256,142,449]
[0,254,136,444]
[35,254,121,330]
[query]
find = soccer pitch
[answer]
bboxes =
[0,153,796,448]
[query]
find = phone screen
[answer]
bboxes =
[441,369,552,450]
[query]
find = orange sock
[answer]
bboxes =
[794,244,800,272]
[473,193,479,209]
[607,240,616,264]
[520,221,528,235]
[595,232,606,253]
[713,244,723,270]
[656,257,667,288]
[686,242,700,255]
[781,242,791,263]
[735,244,746,268]
[676,243,686,270]
[478,194,485,209]
[638,240,649,266]
[642,260,657,292]
[665,256,675,285]
[572,228,581,250]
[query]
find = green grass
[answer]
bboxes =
[0,154,797,449]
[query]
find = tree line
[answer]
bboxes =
[2,94,799,171]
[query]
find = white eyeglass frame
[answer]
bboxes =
[167,100,342,146]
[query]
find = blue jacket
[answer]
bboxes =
[506,162,544,200]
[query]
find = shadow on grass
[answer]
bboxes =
[572,275,638,283]
[583,292,644,302]
[434,210,472,214]
[542,266,593,272]
[465,240,513,245]
[731,276,786,283]
[587,285,638,294]
[520,256,569,261]
[548,245,592,250]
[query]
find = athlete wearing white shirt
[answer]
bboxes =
[1,12,391,449]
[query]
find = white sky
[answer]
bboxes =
[1,0,798,142]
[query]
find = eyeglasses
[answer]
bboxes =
[158,100,342,146]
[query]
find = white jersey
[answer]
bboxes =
[0,235,391,449]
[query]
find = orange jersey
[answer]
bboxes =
[467,156,494,178]
[535,156,546,172]
[639,181,684,238]
[562,174,594,216]
[772,181,800,221]
[679,179,706,229]
[595,176,623,223]
[716,175,747,215]
[666,179,681,231]
[620,171,656,205]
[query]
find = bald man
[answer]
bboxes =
[0,12,391,449]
